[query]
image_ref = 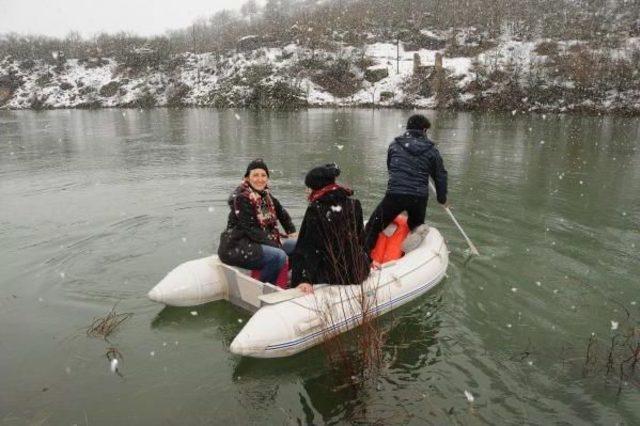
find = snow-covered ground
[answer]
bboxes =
[1,35,639,114]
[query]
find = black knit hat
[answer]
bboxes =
[406,114,431,131]
[305,163,341,190]
[244,158,269,177]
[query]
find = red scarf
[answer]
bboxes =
[308,183,353,202]
[237,181,280,244]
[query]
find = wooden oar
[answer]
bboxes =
[429,180,480,256]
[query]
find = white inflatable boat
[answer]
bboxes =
[148,226,448,358]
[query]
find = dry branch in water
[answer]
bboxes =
[311,205,390,391]
[582,314,640,394]
[86,305,132,339]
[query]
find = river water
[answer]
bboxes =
[1,109,639,424]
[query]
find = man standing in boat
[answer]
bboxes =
[364,114,448,260]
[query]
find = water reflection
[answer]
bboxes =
[151,303,248,347]
[222,292,445,424]
[1,109,639,424]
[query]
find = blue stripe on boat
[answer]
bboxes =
[265,269,446,351]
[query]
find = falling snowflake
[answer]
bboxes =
[330,205,342,212]
[190,311,198,316]
[336,144,344,150]
[234,113,241,120]
[208,206,215,212]
[150,351,155,357]
[182,237,187,243]
[511,287,517,292]
[464,390,474,402]
[611,321,619,330]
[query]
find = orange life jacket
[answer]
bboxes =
[370,215,410,264]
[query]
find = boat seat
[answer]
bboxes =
[217,264,281,313]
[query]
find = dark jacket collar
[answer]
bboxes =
[405,129,427,139]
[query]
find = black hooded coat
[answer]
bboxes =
[217,183,295,269]
[290,187,370,287]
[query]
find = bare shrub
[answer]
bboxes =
[166,82,191,107]
[80,57,109,69]
[445,39,497,57]
[246,81,307,109]
[35,73,52,87]
[305,202,386,390]
[0,71,24,104]
[130,89,157,108]
[310,58,362,98]
[582,306,640,395]
[534,40,559,56]
[99,81,120,97]
[86,305,132,339]
[18,59,36,71]
[29,94,48,110]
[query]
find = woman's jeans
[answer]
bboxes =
[251,238,296,283]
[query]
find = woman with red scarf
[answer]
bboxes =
[291,164,371,294]
[218,159,297,284]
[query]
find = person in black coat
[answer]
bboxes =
[364,114,449,258]
[291,164,371,294]
[218,159,297,284]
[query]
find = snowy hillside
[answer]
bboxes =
[1,32,639,114]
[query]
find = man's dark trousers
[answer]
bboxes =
[364,193,427,253]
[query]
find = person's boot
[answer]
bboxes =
[402,224,430,253]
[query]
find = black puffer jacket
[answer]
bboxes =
[291,187,370,286]
[218,183,295,268]
[387,129,448,202]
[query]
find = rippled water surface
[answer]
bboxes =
[1,109,639,424]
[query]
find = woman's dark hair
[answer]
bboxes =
[244,158,269,177]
